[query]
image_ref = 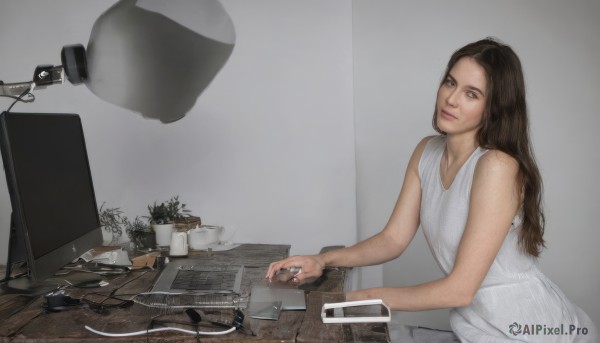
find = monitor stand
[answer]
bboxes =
[1,213,67,296]
[3,275,65,296]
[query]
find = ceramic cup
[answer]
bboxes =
[188,226,224,250]
[205,226,224,244]
[169,231,188,256]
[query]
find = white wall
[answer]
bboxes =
[0,1,356,262]
[353,0,600,330]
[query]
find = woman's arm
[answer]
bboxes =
[265,137,431,281]
[346,150,521,310]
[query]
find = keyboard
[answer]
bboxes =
[170,269,238,291]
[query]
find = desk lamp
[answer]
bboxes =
[0,0,236,123]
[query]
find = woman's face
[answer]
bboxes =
[436,57,488,138]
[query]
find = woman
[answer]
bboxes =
[265,38,597,342]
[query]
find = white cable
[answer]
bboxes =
[84,325,236,337]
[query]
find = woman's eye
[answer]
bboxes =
[466,91,478,99]
[444,78,455,87]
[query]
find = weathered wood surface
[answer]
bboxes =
[0,244,389,342]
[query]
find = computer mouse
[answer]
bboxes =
[274,266,302,282]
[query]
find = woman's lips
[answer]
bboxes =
[440,109,457,120]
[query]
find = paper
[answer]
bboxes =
[78,247,131,266]
[131,252,161,268]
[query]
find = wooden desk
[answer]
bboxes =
[0,244,389,342]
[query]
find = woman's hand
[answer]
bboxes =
[265,255,326,284]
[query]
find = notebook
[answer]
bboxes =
[150,259,244,295]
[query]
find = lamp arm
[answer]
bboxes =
[0,81,37,98]
[1,63,66,98]
[0,44,87,101]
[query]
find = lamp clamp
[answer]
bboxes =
[0,44,87,99]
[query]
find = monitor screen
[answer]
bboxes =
[0,111,102,293]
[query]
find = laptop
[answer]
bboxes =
[150,259,244,295]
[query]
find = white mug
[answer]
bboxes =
[205,226,224,244]
[187,226,225,250]
[169,231,188,256]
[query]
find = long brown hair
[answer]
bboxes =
[432,38,545,257]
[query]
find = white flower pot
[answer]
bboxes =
[153,223,175,246]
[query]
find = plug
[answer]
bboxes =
[232,309,244,330]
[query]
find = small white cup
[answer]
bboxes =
[187,225,225,250]
[205,226,224,244]
[169,231,188,256]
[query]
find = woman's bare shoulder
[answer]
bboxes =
[414,135,438,153]
[476,149,520,179]
[407,135,440,169]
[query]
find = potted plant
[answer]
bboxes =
[147,196,191,246]
[126,216,155,249]
[98,203,128,245]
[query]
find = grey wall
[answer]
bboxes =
[353,0,600,330]
[0,0,357,260]
[1,0,598,331]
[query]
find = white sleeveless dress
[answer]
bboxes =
[417,136,597,342]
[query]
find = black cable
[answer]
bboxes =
[80,270,149,313]
[4,86,34,112]
[108,269,149,296]
[0,94,33,101]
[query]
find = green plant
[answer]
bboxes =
[98,203,128,243]
[126,216,153,246]
[147,196,190,224]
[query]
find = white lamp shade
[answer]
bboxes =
[85,0,235,122]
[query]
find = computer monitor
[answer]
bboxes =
[0,111,102,294]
